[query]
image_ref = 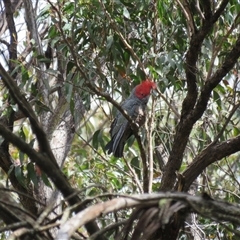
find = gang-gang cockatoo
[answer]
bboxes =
[105,80,157,157]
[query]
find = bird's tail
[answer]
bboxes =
[105,141,113,154]
[105,123,129,158]
[105,139,124,158]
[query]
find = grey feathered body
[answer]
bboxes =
[105,87,150,157]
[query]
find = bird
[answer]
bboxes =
[105,80,157,158]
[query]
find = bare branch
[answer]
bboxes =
[3,0,17,70]
[23,0,49,109]
[160,23,240,191]
[0,0,22,37]
[191,35,240,122]
[146,98,157,193]
[57,192,240,240]
[206,13,240,80]
[176,0,196,38]
[123,157,144,193]
[156,88,180,118]
[212,0,230,23]
[183,134,240,191]
[212,102,240,143]
[200,0,212,20]
[0,183,36,226]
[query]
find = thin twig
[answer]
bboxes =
[123,157,144,193]
[156,88,180,119]
[176,0,195,38]
[212,102,240,144]
[0,222,28,232]
[225,158,240,189]
[77,133,133,179]
[147,97,157,193]
[207,13,240,80]
[88,220,128,240]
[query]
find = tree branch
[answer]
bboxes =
[0,122,104,239]
[3,0,18,70]
[200,0,212,20]
[160,16,240,191]
[0,63,58,168]
[0,149,38,215]
[23,0,50,123]
[176,0,196,38]
[0,183,36,226]
[183,134,240,191]
[212,0,230,23]
[191,35,240,122]
[57,192,240,239]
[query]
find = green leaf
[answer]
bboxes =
[6,164,15,188]
[136,67,146,80]
[97,129,106,152]
[21,66,30,84]
[106,35,114,50]
[213,89,221,109]
[14,166,26,188]
[233,127,240,136]
[35,100,52,114]
[19,151,25,165]
[7,164,14,176]
[126,135,135,147]
[131,156,141,178]
[67,61,75,74]
[92,129,101,150]
[19,127,26,142]
[123,7,130,19]
[65,82,73,103]
[48,25,57,38]
[63,2,74,13]
[38,5,50,18]
[27,162,38,187]
[41,172,52,189]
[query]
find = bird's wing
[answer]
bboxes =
[132,104,146,127]
[111,121,130,155]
